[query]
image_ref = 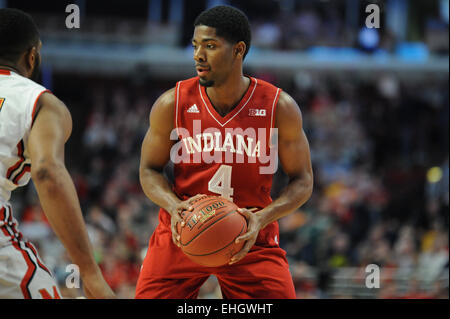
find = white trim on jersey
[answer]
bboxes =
[270,88,281,147]
[175,81,181,137]
[198,78,258,127]
[0,70,49,203]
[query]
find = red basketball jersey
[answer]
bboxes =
[137,76,289,295]
[172,76,281,209]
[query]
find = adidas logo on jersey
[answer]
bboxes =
[187,104,200,113]
[248,108,266,117]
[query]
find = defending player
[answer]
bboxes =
[0,8,115,298]
[136,6,313,298]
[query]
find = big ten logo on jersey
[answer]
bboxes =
[170,120,278,174]
[248,108,266,117]
[0,98,5,112]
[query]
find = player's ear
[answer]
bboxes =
[234,41,246,59]
[25,46,38,71]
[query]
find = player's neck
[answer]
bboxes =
[0,63,25,77]
[206,74,250,117]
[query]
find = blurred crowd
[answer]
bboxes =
[245,0,449,55]
[10,70,448,299]
[274,71,449,299]
[30,0,449,56]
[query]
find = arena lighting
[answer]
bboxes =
[427,166,443,183]
[358,27,380,51]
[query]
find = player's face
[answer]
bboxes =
[192,25,235,87]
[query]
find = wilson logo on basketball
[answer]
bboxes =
[186,201,225,230]
[178,196,247,267]
[199,209,216,224]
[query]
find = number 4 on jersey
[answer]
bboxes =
[208,165,234,201]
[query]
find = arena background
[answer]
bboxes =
[2,0,448,299]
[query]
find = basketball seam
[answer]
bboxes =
[184,222,246,257]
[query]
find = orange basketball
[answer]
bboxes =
[177,195,247,267]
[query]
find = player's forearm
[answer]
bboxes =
[31,163,99,273]
[139,166,181,215]
[257,174,313,228]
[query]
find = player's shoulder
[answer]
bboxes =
[277,91,298,109]
[151,77,199,115]
[148,86,178,125]
[274,90,303,130]
[250,77,299,115]
[176,76,200,96]
[9,71,46,92]
[33,91,72,129]
[177,76,199,86]
[252,76,280,92]
[36,90,67,111]
[155,87,177,108]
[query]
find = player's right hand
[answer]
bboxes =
[81,268,116,299]
[169,194,205,247]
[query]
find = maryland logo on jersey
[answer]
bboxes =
[0,98,5,112]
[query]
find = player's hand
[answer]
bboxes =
[229,207,262,265]
[81,268,116,299]
[169,194,205,247]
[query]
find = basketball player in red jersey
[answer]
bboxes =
[136,6,313,299]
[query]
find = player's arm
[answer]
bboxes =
[256,91,313,225]
[28,92,115,299]
[139,88,181,212]
[139,88,200,246]
[230,91,313,264]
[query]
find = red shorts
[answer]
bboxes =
[135,209,296,299]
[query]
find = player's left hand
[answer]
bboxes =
[228,207,262,265]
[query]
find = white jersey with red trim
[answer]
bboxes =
[0,69,60,299]
[0,69,49,205]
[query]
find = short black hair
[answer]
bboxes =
[0,8,40,63]
[194,5,251,59]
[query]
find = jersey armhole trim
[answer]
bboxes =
[174,81,181,138]
[270,88,281,129]
[31,90,52,126]
[270,88,281,148]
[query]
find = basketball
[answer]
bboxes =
[177,195,247,267]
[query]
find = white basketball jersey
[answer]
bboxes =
[0,70,61,299]
[0,69,49,205]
